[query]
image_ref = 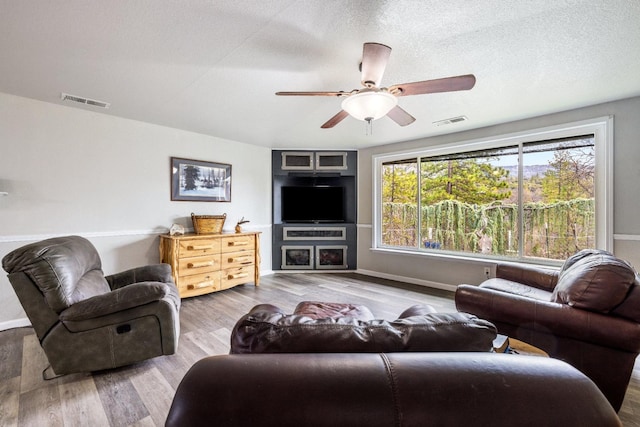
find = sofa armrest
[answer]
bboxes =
[60,282,174,322]
[106,263,174,290]
[455,284,640,353]
[495,263,559,291]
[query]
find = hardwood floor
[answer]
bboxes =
[1,272,639,426]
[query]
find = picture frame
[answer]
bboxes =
[171,157,231,202]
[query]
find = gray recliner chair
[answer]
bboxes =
[2,235,180,378]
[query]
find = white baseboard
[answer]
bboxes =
[0,317,31,331]
[356,269,457,293]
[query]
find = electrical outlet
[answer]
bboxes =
[483,267,491,279]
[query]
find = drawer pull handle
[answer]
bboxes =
[187,280,214,290]
[228,273,249,280]
[187,261,214,269]
[187,244,212,251]
[228,256,252,263]
[228,241,249,247]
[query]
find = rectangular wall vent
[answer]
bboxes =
[433,115,467,126]
[61,93,110,109]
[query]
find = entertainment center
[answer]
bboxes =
[272,150,357,270]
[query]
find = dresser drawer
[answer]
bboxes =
[178,238,221,257]
[221,235,255,253]
[222,250,255,269]
[177,254,221,276]
[222,266,255,289]
[178,271,221,298]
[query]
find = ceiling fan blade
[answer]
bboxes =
[389,74,476,97]
[386,105,416,126]
[276,91,347,97]
[321,110,350,128]
[361,42,392,88]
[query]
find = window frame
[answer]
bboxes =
[372,116,613,266]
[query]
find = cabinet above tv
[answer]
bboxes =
[273,150,357,176]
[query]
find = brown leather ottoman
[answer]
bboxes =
[293,301,375,321]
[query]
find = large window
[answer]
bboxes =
[374,118,612,264]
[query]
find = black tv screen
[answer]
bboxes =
[281,186,345,223]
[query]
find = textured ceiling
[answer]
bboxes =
[1,0,639,149]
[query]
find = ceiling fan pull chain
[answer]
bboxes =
[365,117,373,136]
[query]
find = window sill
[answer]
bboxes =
[369,246,563,268]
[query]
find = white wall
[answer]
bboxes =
[357,96,640,290]
[0,92,272,329]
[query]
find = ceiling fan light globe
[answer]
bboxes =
[341,90,397,121]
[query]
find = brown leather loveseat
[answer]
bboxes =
[230,302,497,354]
[165,302,622,426]
[455,249,640,411]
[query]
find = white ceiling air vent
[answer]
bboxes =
[433,116,467,126]
[61,92,110,109]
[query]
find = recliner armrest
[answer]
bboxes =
[106,263,174,290]
[60,282,174,322]
[495,263,559,291]
[455,284,640,353]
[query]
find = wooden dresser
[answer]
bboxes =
[159,232,260,298]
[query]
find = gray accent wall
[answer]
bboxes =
[357,96,640,290]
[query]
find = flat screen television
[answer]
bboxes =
[281,186,345,223]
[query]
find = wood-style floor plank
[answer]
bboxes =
[93,369,150,427]
[0,328,31,381]
[19,333,50,395]
[58,376,110,426]
[0,272,638,426]
[128,367,175,427]
[18,383,62,427]
[0,376,20,427]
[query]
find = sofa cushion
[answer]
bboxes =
[230,304,497,354]
[480,278,553,301]
[553,252,636,313]
[397,304,438,318]
[293,301,375,321]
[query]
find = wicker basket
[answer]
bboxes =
[191,213,226,234]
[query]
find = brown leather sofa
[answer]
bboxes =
[230,302,497,354]
[166,302,621,425]
[2,235,180,377]
[455,249,640,411]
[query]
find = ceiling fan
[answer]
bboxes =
[276,42,476,129]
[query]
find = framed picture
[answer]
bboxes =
[171,157,231,202]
